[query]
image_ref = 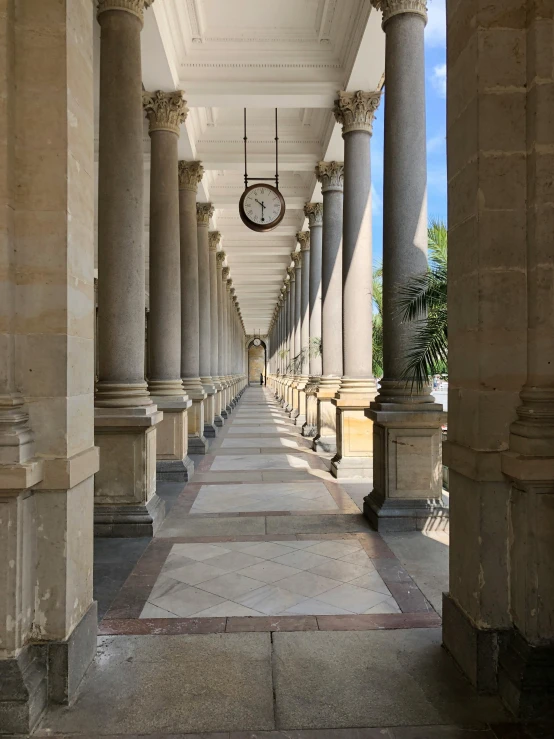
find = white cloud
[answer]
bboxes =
[371,183,382,216]
[426,0,446,48]
[431,63,447,98]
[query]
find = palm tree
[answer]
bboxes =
[372,264,384,377]
[395,219,448,388]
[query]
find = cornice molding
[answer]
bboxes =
[143,90,187,135]
[316,161,344,193]
[370,0,428,27]
[178,161,204,192]
[97,0,153,24]
[296,232,310,252]
[334,90,381,135]
[304,202,323,227]
[208,231,221,251]
[196,203,214,226]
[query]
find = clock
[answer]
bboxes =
[239,183,286,233]
[253,338,261,346]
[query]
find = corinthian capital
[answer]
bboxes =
[291,251,302,268]
[216,250,226,268]
[178,161,204,192]
[296,232,310,252]
[334,90,382,135]
[97,0,154,24]
[304,202,323,227]
[222,267,231,281]
[143,90,187,135]
[196,203,214,226]
[208,231,221,251]
[371,0,427,27]
[315,161,344,193]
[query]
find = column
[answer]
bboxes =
[94,0,164,536]
[290,251,302,418]
[216,250,229,418]
[197,203,218,438]
[295,233,310,426]
[0,1,99,726]
[330,90,381,478]
[178,161,208,453]
[143,90,193,481]
[303,203,323,437]
[441,0,554,715]
[223,267,234,413]
[226,276,235,401]
[209,231,224,427]
[365,0,445,528]
[312,162,344,453]
[285,271,294,410]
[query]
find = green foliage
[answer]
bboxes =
[396,219,448,389]
[372,264,384,377]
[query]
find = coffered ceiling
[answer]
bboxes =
[95,0,386,334]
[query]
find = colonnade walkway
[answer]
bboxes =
[36,388,515,737]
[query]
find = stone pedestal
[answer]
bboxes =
[313,377,342,454]
[202,381,218,438]
[331,380,378,478]
[182,379,208,453]
[295,376,309,427]
[303,379,319,437]
[154,397,194,481]
[94,406,164,536]
[363,391,446,531]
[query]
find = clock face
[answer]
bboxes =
[239,184,286,232]
[253,338,261,346]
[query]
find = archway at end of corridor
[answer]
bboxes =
[247,339,267,386]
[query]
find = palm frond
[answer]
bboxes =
[395,269,447,323]
[400,309,448,389]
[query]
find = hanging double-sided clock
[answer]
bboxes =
[239,109,286,233]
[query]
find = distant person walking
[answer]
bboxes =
[260,373,264,386]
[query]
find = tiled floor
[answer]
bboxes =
[140,538,399,617]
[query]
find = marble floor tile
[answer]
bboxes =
[211,454,312,471]
[315,583,391,612]
[348,570,392,596]
[235,584,307,615]
[150,585,225,617]
[236,560,303,583]
[164,561,228,586]
[192,601,266,617]
[272,549,332,571]
[308,558,376,582]
[139,602,180,618]
[274,571,341,598]
[169,543,232,561]
[303,540,363,559]
[202,551,266,572]
[280,599,356,616]
[189,481,340,514]
[196,572,267,600]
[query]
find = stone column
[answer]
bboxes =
[216,250,228,417]
[197,203,218,438]
[313,162,344,453]
[440,0,554,714]
[330,90,381,478]
[0,1,99,726]
[208,231,224,427]
[223,267,234,413]
[295,232,311,426]
[365,0,445,528]
[290,251,302,419]
[285,272,294,410]
[143,90,193,481]
[303,203,323,437]
[94,0,164,536]
[178,161,208,453]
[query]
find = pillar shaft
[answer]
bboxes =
[178,162,208,453]
[305,204,323,378]
[94,0,164,535]
[313,162,344,453]
[197,204,217,437]
[366,1,445,526]
[331,90,381,478]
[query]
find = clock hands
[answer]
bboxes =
[255,197,266,222]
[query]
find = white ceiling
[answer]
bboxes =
[95,0,386,333]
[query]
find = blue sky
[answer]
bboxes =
[371,0,447,265]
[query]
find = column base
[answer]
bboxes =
[295,414,307,427]
[204,423,218,438]
[94,492,166,537]
[214,414,225,428]
[302,424,317,438]
[157,455,194,482]
[226,403,233,414]
[331,456,373,479]
[363,491,448,532]
[221,408,229,420]
[188,434,209,454]
[0,602,97,734]
[290,409,300,419]
[312,435,336,454]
